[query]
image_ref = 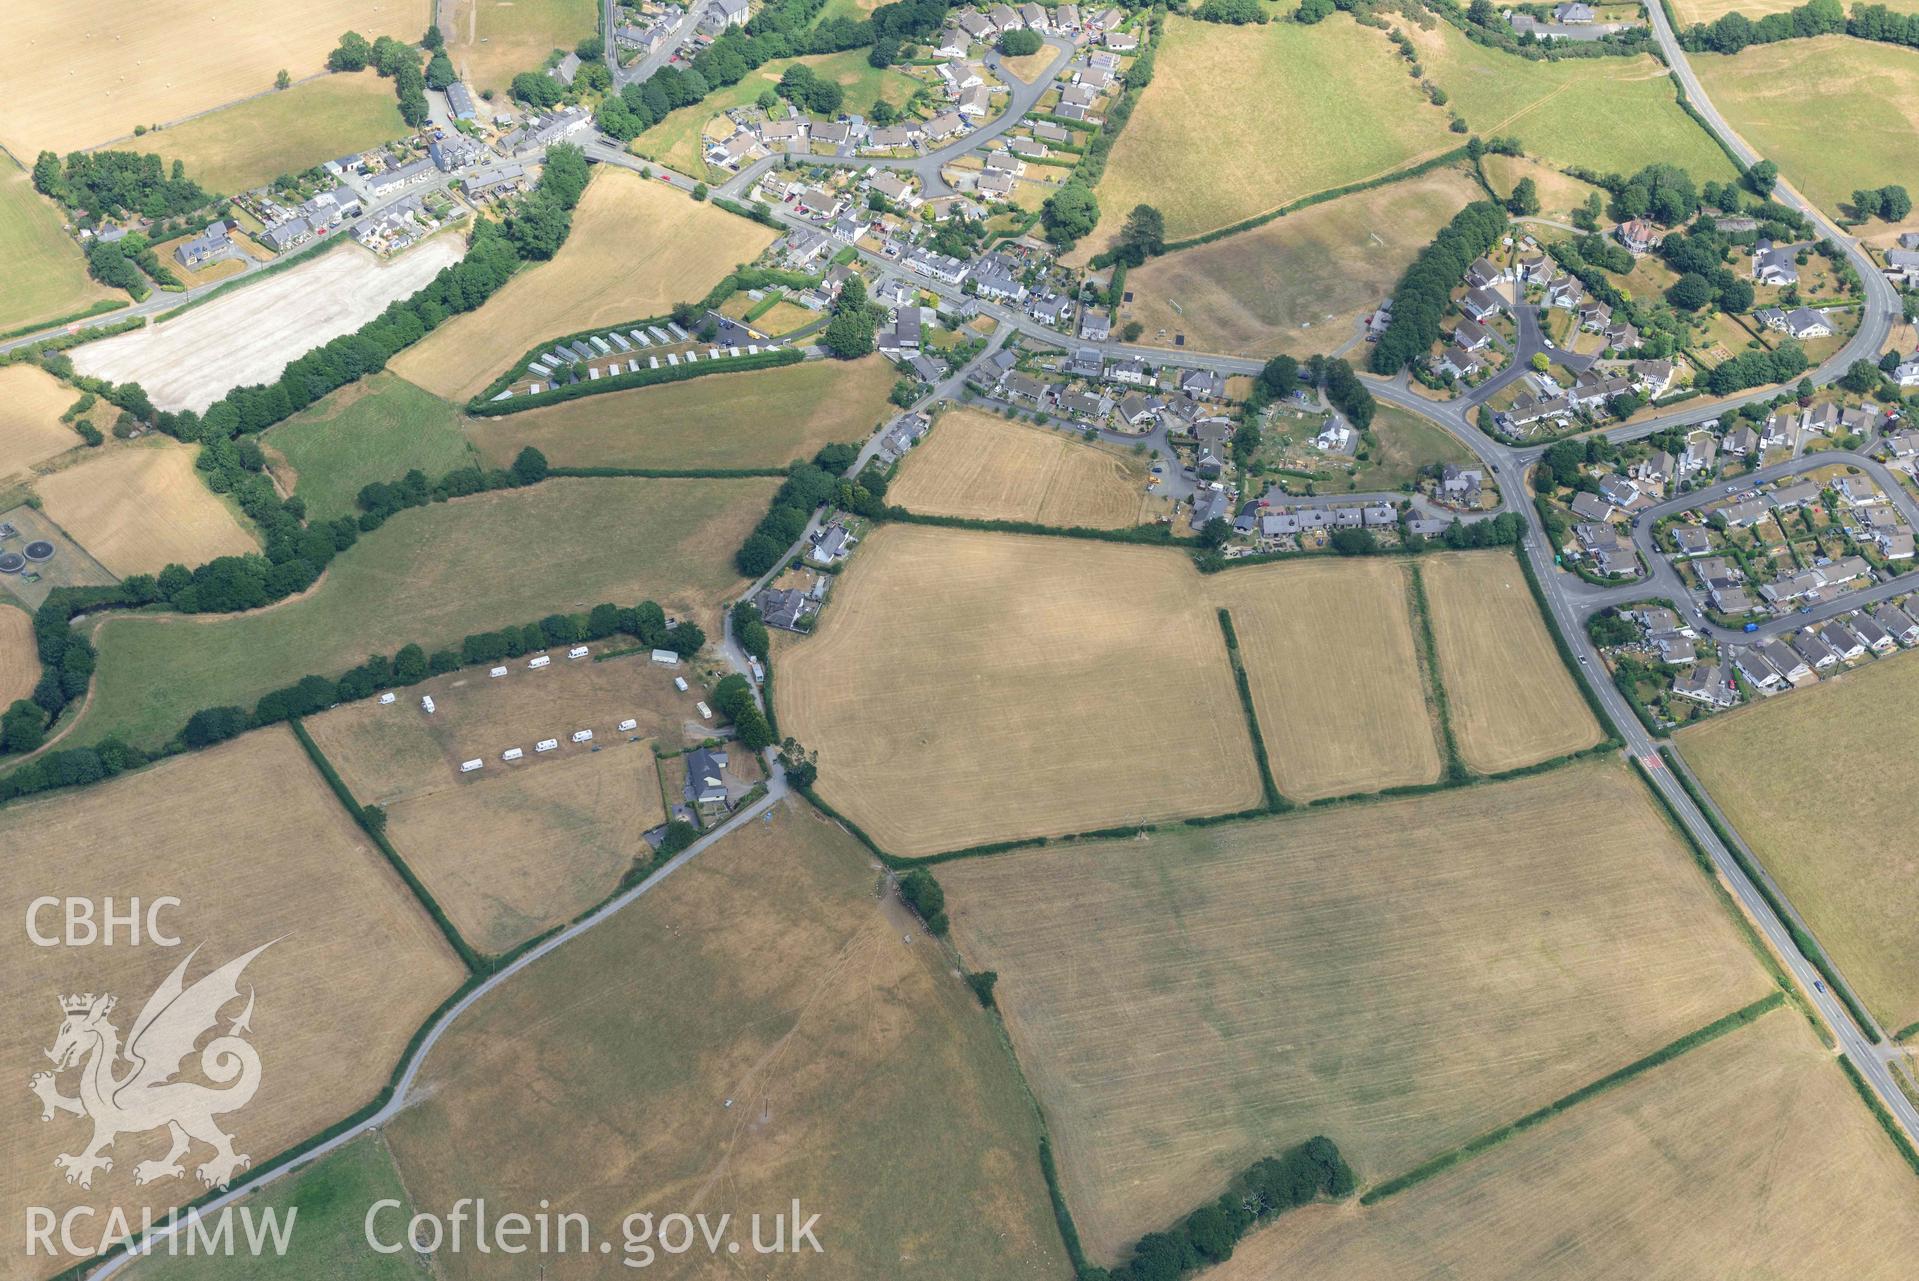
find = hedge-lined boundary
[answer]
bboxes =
[1839,1055,1919,1178]
[1361,991,1785,1203]
[1659,745,1882,1042]
[1217,608,1288,813]
[1405,563,1467,782]
[1511,543,1626,749]
[1669,74,1750,176]
[289,718,484,972]
[1037,1137,1091,1276]
[548,464,790,478]
[0,299,127,342]
[1896,1019,1919,1043]
[467,345,805,416]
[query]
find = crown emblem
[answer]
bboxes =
[60,993,111,1015]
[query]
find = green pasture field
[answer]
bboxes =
[0,154,121,334]
[131,73,406,195]
[264,373,478,519]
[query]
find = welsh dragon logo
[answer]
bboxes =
[30,943,273,1191]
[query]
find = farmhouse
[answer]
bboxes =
[1753,240,1801,286]
[1615,218,1664,255]
[684,745,732,817]
[174,221,231,268]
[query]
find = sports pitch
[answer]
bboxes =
[940,761,1776,1264]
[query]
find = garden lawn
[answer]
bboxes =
[1086,16,1454,245]
[1403,22,1736,183]
[66,476,773,749]
[130,73,406,196]
[1693,37,1919,221]
[264,373,477,519]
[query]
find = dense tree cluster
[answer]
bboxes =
[1195,0,1268,22]
[1614,163,1699,224]
[1110,204,1165,267]
[822,275,881,358]
[711,673,774,750]
[1706,340,1809,395]
[898,869,948,934]
[1313,355,1375,431]
[33,150,207,221]
[735,463,841,576]
[1369,200,1509,374]
[1656,227,1753,313]
[999,27,1043,54]
[1680,0,1843,50]
[1851,184,1912,221]
[1095,1139,1354,1281]
[1041,181,1100,248]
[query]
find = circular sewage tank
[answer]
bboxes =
[0,552,23,574]
[23,540,54,562]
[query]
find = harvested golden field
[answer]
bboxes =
[941,761,1775,1265]
[34,439,259,575]
[131,72,407,196]
[445,0,599,99]
[392,170,776,403]
[1676,0,1919,23]
[0,0,430,158]
[888,409,1152,529]
[386,799,1071,1280]
[1679,652,1919,1033]
[775,526,1262,856]
[0,364,84,479]
[1214,558,1440,800]
[1118,168,1482,358]
[1209,1008,1919,1281]
[464,356,897,471]
[307,651,713,952]
[1084,16,1453,247]
[1420,551,1602,772]
[0,728,465,1281]
[0,606,39,706]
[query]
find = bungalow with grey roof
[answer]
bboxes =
[1672,664,1738,708]
[1460,286,1507,322]
[174,221,231,268]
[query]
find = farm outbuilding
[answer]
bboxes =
[651,649,680,666]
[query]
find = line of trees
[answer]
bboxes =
[327,30,431,126]
[1369,200,1509,374]
[710,673,773,750]
[32,150,207,222]
[734,458,847,576]
[1090,1138,1355,1281]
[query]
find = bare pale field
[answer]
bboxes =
[1694,38,1919,220]
[72,237,464,412]
[0,606,39,706]
[0,364,84,478]
[132,73,407,196]
[392,170,776,403]
[775,525,1263,856]
[446,0,599,99]
[307,652,709,951]
[888,409,1151,529]
[1213,558,1440,800]
[1420,551,1602,772]
[1083,16,1453,248]
[1482,154,1607,224]
[0,0,430,158]
[1119,169,1481,358]
[0,155,120,335]
[72,477,773,749]
[464,356,896,471]
[0,728,464,1281]
[386,799,1071,1280]
[940,761,1775,1265]
[34,439,260,575]
[1209,1009,1919,1281]
[1680,652,1919,1032]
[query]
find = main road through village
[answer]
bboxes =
[83,18,1918,1267]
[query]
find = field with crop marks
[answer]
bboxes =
[70,477,774,749]
[306,651,716,953]
[464,357,896,472]
[445,0,599,99]
[0,728,464,1281]
[0,0,429,157]
[1214,558,1441,800]
[1693,37,1919,220]
[264,373,478,519]
[73,236,464,413]
[1679,651,1919,1032]
[1208,1008,1919,1280]
[0,606,39,707]
[940,761,1776,1265]
[0,365,86,480]
[1084,16,1454,247]
[384,800,1072,1280]
[1401,22,1736,182]
[774,525,1263,856]
[34,439,261,576]
[392,170,775,404]
[1117,167,1482,357]
[887,409,1153,529]
[0,156,120,335]
[131,72,406,196]
[1420,551,1602,772]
